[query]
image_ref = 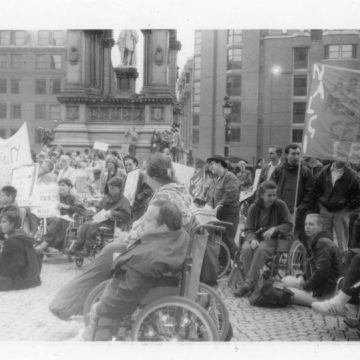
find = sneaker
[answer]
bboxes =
[312,298,346,317]
[233,282,253,298]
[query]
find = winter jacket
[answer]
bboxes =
[95,228,189,318]
[244,198,292,242]
[310,164,360,212]
[271,161,314,214]
[0,230,41,290]
[303,231,340,297]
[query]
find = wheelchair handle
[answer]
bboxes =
[194,224,226,233]
[207,220,233,228]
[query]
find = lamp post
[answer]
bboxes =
[223,96,232,157]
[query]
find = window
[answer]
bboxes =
[293,102,306,123]
[228,30,242,44]
[0,128,5,138]
[36,54,48,69]
[292,129,303,143]
[53,31,65,45]
[0,31,10,45]
[50,79,61,93]
[194,31,201,55]
[230,102,241,123]
[50,104,61,121]
[226,75,241,96]
[11,79,20,94]
[230,128,241,142]
[10,54,22,69]
[14,31,26,45]
[35,79,47,94]
[193,106,200,126]
[227,48,242,70]
[0,79,6,93]
[10,104,21,119]
[192,129,199,144]
[193,81,200,103]
[294,48,308,69]
[185,72,190,84]
[38,31,51,45]
[325,44,357,59]
[50,55,62,69]
[35,104,46,119]
[0,55,6,69]
[0,103,6,119]
[293,74,307,96]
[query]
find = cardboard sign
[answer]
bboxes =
[123,169,141,206]
[93,141,109,152]
[11,164,38,207]
[30,182,60,218]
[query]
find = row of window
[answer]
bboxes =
[0,30,65,46]
[0,53,62,70]
[0,103,61,120]
[0,78,61,95]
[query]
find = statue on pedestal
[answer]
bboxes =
[116,30,139,67]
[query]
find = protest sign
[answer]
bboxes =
[11,164,38,207]
[93,141,109,152]
[123,169,141,206]
[303,63,360,161]
[0,123,33,188]
[30,182,60,218]
[189,167,205,199]
[172,162,195,187]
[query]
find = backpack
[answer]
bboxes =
[249,275,294,307]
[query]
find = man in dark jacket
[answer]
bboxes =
[70,176,131,255]
[308,160,360,253]
[82,200,189,340]
[282,214,341,307]
[271,143,314,237]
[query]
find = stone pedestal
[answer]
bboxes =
[114,67,138,96]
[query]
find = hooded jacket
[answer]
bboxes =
[0,230,41,290]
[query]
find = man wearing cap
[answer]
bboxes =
[123,155,153,221]
[205,155,240,257]
[69,176,131,255]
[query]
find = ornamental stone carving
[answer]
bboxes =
[154,46,163,66]
[66,105,79,121]
[69,46,79,65]
[151,107,164,122]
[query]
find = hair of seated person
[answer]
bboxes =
[1,208,22,229]
[0,185,17,200]
[151,200,182,231]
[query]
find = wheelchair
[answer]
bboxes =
[82,211,232,341]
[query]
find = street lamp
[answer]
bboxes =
[223,96,232,157]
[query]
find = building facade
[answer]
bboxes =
[0,30,67,147]
[178,29,360,164]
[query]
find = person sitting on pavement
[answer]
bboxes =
[49,153,192,321]
[68,176,131,256]
[282,213,341,307]
[123,155,153,222]
[81,200,190,340]
[311,252,360,318]
[0,208,41,291]
[35,178,85,253]
[205,154,240,259]
[0,186,20,240]
[234,180,292,298]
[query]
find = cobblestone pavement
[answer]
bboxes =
[0,258,359,342]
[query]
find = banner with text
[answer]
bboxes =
[0,123,33,188]
[303,63,360,162]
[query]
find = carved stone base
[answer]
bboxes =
[114,67,138,95]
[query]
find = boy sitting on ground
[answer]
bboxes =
[282,213,341,307]
[81,200,189,341]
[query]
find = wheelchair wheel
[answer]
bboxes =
[132,295,219,341]
[75,256,84,268]
[217,241,231,279]
[83,280,110,326]
[197,283,230,341]
[287,240,307,276]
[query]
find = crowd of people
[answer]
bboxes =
[0,139,359,340]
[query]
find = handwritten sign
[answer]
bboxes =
[303,63,360,161]
[30,182,60,218]
[11,164,38,207]
[93,141,109,152]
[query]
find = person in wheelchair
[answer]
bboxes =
[80,200,189,341]
[282,213,341,307]
[312,253,360,318]
[234,180,292,297]
[67,176,131,256]
[35,178,85,253]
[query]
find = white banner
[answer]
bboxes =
[0,123,33,188]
